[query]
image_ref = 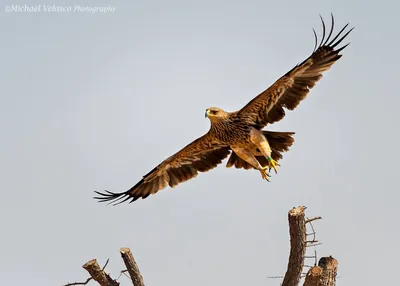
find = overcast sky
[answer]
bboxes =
[1,0,399,285]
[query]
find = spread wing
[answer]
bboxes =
[94,134,230,205]
[237,15,353,128]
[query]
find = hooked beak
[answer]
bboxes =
[205,109,209,118]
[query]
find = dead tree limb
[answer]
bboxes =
[63,277,92,286]
[305,217,322,224]
[64,259,110,286]
[120,247,145,286]
[303,266,323,286]
[302,256,338,286]
[282,206,307,286]
[318,256,338,286]
[82,259,119,286]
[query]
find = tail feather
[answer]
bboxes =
[226,131,295,169]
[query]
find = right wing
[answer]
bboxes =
[94,134,230,205]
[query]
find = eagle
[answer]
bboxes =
[95,15,353,205]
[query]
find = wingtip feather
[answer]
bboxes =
[94,190,131,206]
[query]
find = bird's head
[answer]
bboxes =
[205,107,228,123]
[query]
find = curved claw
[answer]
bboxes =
[259,167,271,181]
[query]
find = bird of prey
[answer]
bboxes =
[95,15,353,205]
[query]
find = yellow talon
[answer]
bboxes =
[267,157,279,174]
[259,167,271,181]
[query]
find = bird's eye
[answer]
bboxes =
[211,110,217,114]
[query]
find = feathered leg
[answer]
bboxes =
[250,128,279,174]
[231,146,271,181]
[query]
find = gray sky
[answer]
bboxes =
[1,0,399,285]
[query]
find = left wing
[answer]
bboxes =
[237,15,353,128]
[94,133,230,205]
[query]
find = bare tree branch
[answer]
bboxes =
[63,277,92,286]
[306,220,317,241]
[282,206,307,286]
[63,259,110,286]
[82,259,119,286]
[305,217,322,224]
[115,270,129,281]
[120,247,145,286]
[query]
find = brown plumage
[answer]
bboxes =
[95,15,353,205]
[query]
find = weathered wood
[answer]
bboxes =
[318,256,338,286]
[303,256,338,286]
[282,206,307,286]
[82,259,119,286]
[303,266,323,286]
[66,206,338,286]
[120,247,145,286]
